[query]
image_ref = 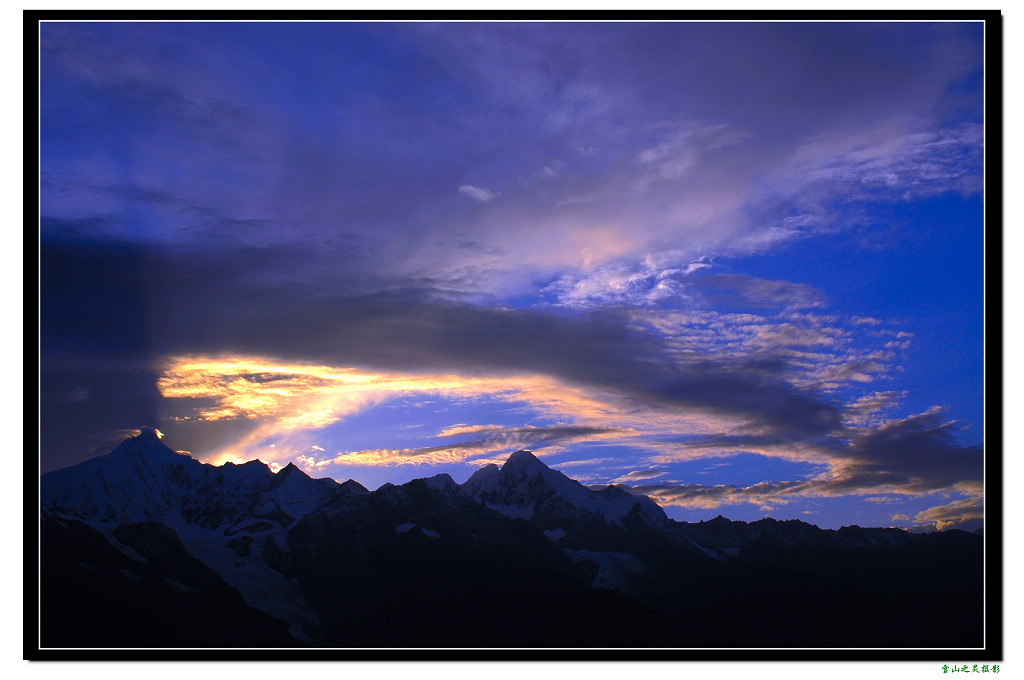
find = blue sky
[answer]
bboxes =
[39,20,987,532]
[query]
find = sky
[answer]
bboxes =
[38,20,988,533]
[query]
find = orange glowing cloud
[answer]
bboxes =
[156,354,744,467]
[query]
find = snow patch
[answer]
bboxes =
[685,537,727,561]
[179,527,320,641]
[564,549,647,591]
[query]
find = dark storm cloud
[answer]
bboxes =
[39,235,851,470]
[138,249,843,439]
[631,407,983,508]
[835,407,983,494]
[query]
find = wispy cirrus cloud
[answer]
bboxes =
[790,122,984,199]
[323,424,630,468]
[611,469,668,484]
[546,261,827,311]
[636,121,750,187]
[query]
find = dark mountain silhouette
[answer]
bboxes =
[38,431,983,648]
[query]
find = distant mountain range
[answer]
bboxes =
[38,429,983,648]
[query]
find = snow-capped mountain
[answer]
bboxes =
[41,428,351,530]
[462,449,668,528]
[40,429,361,641]
[37,431,984,649]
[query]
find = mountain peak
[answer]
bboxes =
[271,461,311,487]
[501,450,549,475]
[423,473,459,493]
[339,479,370,495]
[460,449,672,529]
[110,428,180,460]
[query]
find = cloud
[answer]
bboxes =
[688,273,826,310]
[540,161,565,179]
[546,260,826,312]
[155,352,653,464]
[42,23,984,302]
[458,184,499,203]
[837,408,983,494]
[844,391,909,427]
[631,480,805,510]
[149,303,924,474]
[40,231,933,477]
[127,261,858,439]
[911,496,984,531]
[436,423,508,438]
[553,457,617,469]
[611,469,667,483]
[637,122,749,185]
[792,122,984,199]
[633,308,901,395]
[325,424,629,468]
[631,407,982,512]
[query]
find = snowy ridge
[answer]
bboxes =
[564,548,648,590]
[40,432,951,646]
[41,429,213,523]
[259,462,344,527]
[41,430,342,530]
[40,430,343,640]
